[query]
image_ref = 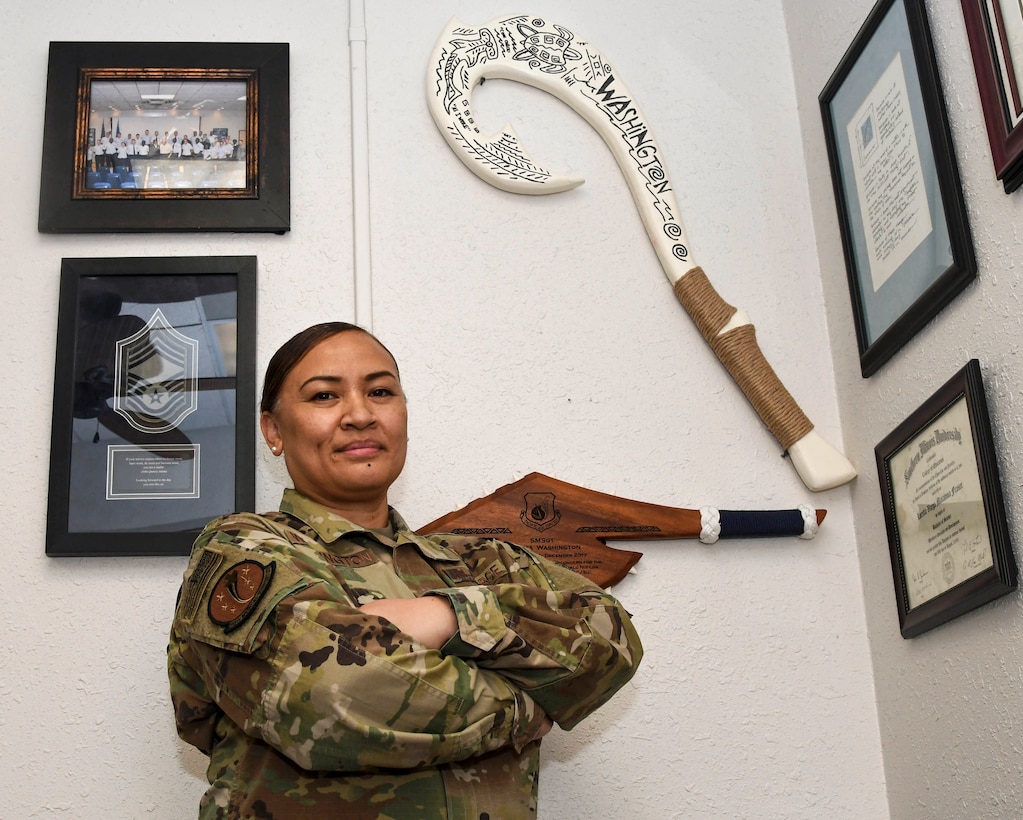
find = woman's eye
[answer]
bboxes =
[312,391,336,401]
[369,388,394,398]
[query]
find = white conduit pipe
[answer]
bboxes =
[349,0,373,331]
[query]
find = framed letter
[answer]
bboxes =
[820,0,975,377]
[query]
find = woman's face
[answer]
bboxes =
[260,331,408,516]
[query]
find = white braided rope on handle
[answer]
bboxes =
[699,507,721,545]
[798,504,819,540]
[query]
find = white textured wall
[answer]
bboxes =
[368,2,883,816]
[784,0,1023,817]
[0,1,890,817]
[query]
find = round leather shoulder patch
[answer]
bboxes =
[208,560,276,633]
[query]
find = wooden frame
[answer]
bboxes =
[875,360,1016,638]
[38,42,289,233]
[820,0,975,377]
[961,0,1023,192]
[46,256,257,557]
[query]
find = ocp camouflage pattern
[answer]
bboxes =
[168,488,643,818]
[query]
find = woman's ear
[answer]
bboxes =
[260,411,283,456]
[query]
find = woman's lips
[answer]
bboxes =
[339,440,383,458]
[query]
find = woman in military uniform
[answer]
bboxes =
[167,322,643,819]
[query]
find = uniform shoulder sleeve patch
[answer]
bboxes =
[207,559,275,633]
[176,539,308,653]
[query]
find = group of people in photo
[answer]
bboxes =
[89,129,240,167]
[85,128,245,190]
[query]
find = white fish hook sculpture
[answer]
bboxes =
[426,13,856,492]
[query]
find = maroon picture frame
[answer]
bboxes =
[961,0,1023,192]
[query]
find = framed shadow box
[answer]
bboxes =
[46,256,257,557]
[38,41,289,233]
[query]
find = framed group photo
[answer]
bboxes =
[961,0,1023,192]
[875,360,1016,638]
[46,256,257,557]
[820,0,976,377]
[38,42,290,233]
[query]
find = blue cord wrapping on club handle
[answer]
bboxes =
[719,509,808,538]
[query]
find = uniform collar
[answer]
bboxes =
[278,487,460,562]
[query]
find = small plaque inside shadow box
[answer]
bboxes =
[875,359,1016,637]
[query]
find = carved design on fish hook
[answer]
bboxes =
[512,19,582,72]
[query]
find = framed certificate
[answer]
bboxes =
[820,0,976,377]
[45,256,257,557]
[875,360,1016,638]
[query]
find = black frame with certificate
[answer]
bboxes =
[961,0,1023,193]
[819,0,975,378]
[875,359,1016,638]
[38,42,289,234]
[46,256,257,557]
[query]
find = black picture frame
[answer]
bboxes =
[961,0,1023,193]
[38,42,290,233]
[46,256,257,557]
[875,360,1016,638]
[819,0,975,378]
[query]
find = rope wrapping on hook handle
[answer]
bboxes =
[673,268,812,451]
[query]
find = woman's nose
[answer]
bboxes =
[340,395,374,427]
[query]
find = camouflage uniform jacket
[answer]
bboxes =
[168,488,643,819]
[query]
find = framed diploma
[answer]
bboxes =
[45,256,257,557]
[819,0,976,378]
[961,0,1023,192]
[875,360,1016,638]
